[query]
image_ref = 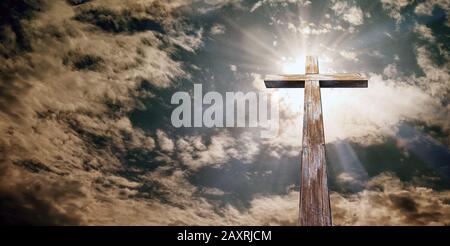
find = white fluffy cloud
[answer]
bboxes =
[250,0,312,13]
[176,131,260,169]
[331,1,364,26]
[339,50,359,61]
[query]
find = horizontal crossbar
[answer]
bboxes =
[264,73,368,88]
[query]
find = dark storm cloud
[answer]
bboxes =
[66,0,91,6]
[0,167,89,225]
[63,50,104,71]
[74,7,165,34]
[389,194,418,213]
[13,159,52,173]
[0,0,46,56]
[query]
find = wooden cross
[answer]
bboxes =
[264,56,368,226]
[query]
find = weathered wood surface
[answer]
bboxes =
[299,78,332,226]
[299,56,331,226]
[306,56,319,74]
[264,73,368,88]
[264,55,368,226]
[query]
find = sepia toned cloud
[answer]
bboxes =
[332,173,450,225]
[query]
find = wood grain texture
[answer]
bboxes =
[299,56,331,225]
[299,79,332,226]
[306,56,319,74]
[264,73,368,88]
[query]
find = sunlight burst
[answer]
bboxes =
[281,56,306,74]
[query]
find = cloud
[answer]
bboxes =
[66,0,91,6]
[413,23,435,42]
[63,51,104,71]
[415,0,450,17]
[169,27,204,53]
[383,63,399,78]
[210,23,225,35]
[74,7,165,34]
[331,1,364,26]
[156,129,175,153]
[250,0,312,13]
[332,173,450,225]
[68,172,448,225]
[176,131,260,169]
[339,50,359,61]
[0,0,202,225]
[195,0,246,14]
[201,187,227,196]
[288,20,343,36]
[414,46,450,102]
[336,172,365,189]
[323,73,444,144]
[250,1,263,12]
[380,0,411,24]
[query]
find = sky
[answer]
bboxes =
[0,0,449,225]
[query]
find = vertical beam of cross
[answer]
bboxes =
[299,56,331,226]
[264,56,367,226]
